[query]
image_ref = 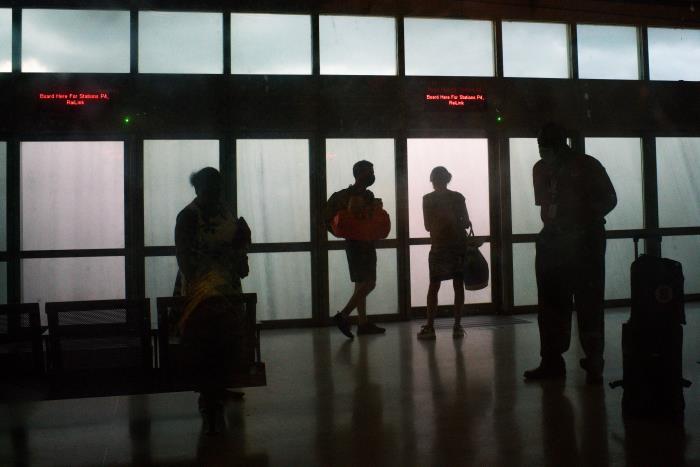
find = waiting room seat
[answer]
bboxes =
[45,299,152,398]
[0,304,47,400]
[156,293,265,391]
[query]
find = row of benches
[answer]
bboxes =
[0,294,266,400]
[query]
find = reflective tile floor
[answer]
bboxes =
[1,307,699,467]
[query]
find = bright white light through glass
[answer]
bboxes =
[21,142,125,250]
[407,139,490,238]
[236,139,310,243]
[649,27,700,81]
[657,137,700,227]
[231,13,311,74]
[404,18,494,76]
[577,24,639,80]
[502,21,569,78]
[139,11,222,74]
[320,15,396,75]
[22,9,130,73]
[144,140,219,246]
[585,138,643,230]
[0,9,11,72]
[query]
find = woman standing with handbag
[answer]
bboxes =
[418,166,471,340]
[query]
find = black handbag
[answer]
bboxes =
[463,227,489,290]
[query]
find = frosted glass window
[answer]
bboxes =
[649,28,700,81]
[510,138,543,234]
[0,262,6,304]
[329,249,398,315]
[0,142,5,250]
[145,256,178,326]
[231,14,311,75]
[21,142,125,250]
[22,257,125,319]
[513,240,633,305]
[657,138,700,227]
[410,243,491,306]
[144,140,219,246]
[664,236,700,294]
[0,9,10,72]
[407,139,490,238]
[236,139,310,243]
[502,21,569,78]
[320,16,396,75]
[326,139,396,239]
[605,239,634,300]
[577,25,639,80]
[243,252,311,320]
[22,9,130,73]
[139,12,223,74]
[513,243,537,306]
[585,138,643,230]
[404,18,494,76]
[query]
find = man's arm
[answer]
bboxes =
[175,208,198,281]
[590,161,618,220]
[457,194,471,230]
[423,196,432,232]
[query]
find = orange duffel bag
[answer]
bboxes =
[331,207,391,241]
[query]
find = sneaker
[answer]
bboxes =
[357,322,386,335]
[453,324,465,339]
[417,324,436,340]
[332,312,354,339]
[523,359,566,380]
[580,358,604,385]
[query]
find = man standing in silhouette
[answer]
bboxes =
[524,123,617,384]
[326,160,386,338]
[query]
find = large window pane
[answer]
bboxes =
[145,256,178,325]
[0,9,10,72]
[502,21,569,78]
[329,249,397,315]
[236,139,309,243]
[510,138,542,235]
[22,9,130,73]
[0,142,5,250]
[577,25,639,80]
[513,239,634,305]
[326,139,396,239]
[664,236,700,294]
[22,257,125,320]
[649,27,700,81]
[231,13,311,75]
[144,140,219,246]
[320,16,396,75]
[404,18,494,76]
[585,138,643,230]
[657,138,700,228]
[410,243,491,306]
[21,142,124,250]
[513,243,537,306]
[243,252,311,320]
[605,239,635,300]
[139,12,222,74]
[408,139,490,238]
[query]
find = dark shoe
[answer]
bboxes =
[357,322,386,335]
[201,403,225,436]
[523,359,566,381]
[333,312,354,339]
[580,358,604,385]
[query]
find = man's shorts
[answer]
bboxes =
[345,240,377,283]
[428,246,465,283]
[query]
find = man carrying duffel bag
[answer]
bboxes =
[324,160,388,339]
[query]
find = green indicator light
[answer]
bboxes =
[123,116,131,124]
[496,115,503,123]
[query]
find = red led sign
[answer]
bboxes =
[38,91,110,107]
[424,87,486,110]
